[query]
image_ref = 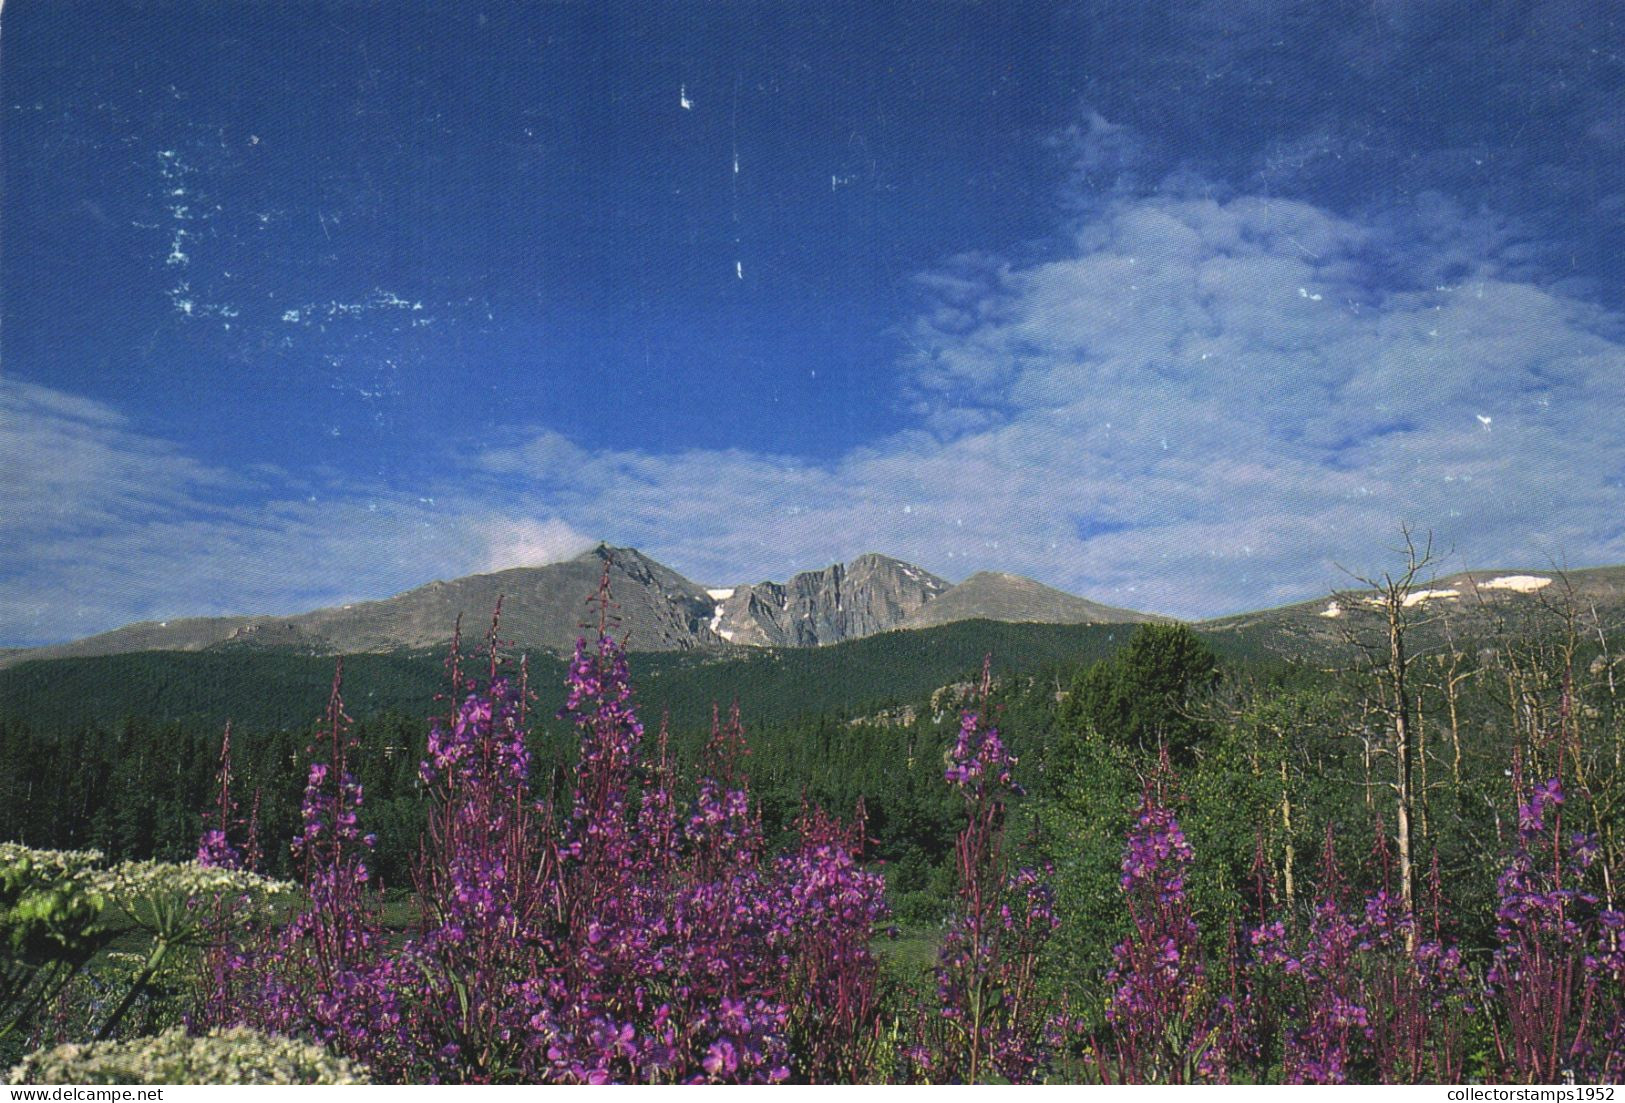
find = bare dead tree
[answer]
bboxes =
[1334,525,1440,945]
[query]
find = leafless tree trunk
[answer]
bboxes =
[1280,754,1296,912]
[1337,526,1438,950]
[1416,689,1429,842]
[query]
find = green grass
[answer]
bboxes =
[874,923,942,982]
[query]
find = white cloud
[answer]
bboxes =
[473,517,595,574]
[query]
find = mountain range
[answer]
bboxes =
[4,546,1622,671]
[0,546,1160,668]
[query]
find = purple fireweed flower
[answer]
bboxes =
[1101,777,1228,1084]
[1485,777,1621,1082]
[916,661,1057,1085]
[195,828,239,870]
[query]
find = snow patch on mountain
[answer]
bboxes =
[1481,574,1552,593]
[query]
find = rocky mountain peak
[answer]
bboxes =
[710,554,949,647]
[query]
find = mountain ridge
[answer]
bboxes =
[0,546,1152,668]
[899,571,1166,631]
[11,550,1623,671]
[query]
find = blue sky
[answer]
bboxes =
[4,1,1624,646]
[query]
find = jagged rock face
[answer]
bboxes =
[712,554,949,647]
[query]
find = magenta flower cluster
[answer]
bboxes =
[195,621,890,1084]
[1098,773,1233,1083]
[1485,776,1624,1082]
[1097,770,1620,1085]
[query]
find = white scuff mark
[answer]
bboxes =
[372,290,421,310]
[733,152,740,174]
[1319,601,1343,619]
[1298,287,1323,301]
[736,260,743,279]
[1482,575,1552,593]
[292,289,425,322]
[679,84,693,110]
[1477,414,1493,430]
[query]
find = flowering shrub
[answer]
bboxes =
[2,842,286,1052]
[10,1026,367,1084]
[773,804,890,1082]
[1242,827,1471,1084]
[204,665,413,1075]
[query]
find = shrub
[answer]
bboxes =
[9,1026,367,1084]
